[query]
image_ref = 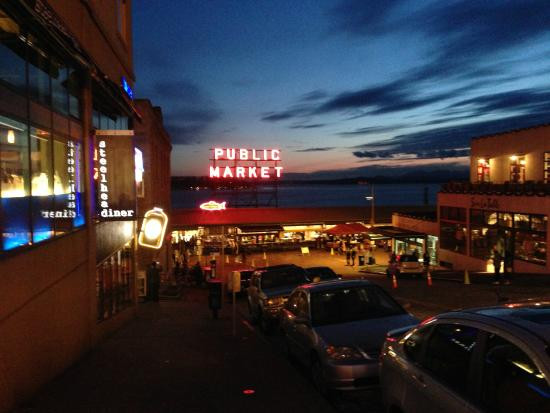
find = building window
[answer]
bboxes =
[0,14,26,91]
[1,115,30,250]
[0,114,85,252]
[544,152,550,184]
[440,206,466,222]
[441,221,467,255]
[509,155,525,183]
[515,231,546,266]
[477,158,490,182]
[96,244,133,322]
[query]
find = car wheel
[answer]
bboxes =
[310,357,329,396]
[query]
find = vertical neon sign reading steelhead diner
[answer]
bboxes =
[66,141,76,217]
[98,140,109,211]
[209,148,283,179]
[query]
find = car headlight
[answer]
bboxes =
[265,296,285,307]
[325,345,364,361]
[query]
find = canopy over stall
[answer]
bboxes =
[325,223,370,236]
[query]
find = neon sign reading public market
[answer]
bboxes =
[209,147,283,179]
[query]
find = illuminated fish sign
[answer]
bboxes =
[200,201,227,211]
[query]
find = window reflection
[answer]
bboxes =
[30,127,53,243]
[1,115,30,249]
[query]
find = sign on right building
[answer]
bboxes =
[438,124,549,274]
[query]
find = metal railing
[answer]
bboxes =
[440,181,550,196]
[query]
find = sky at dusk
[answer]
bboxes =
[133,0,550,178]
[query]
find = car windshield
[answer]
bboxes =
[311,286,406,326]
[306,267,337,280]
[400,255,419,262]
[260,269,308,289]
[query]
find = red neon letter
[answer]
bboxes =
[275,166,283,177]
[214,148,224,160]
[223,166,234,178]
[210,166,220,177]
[271,149,280,161]
[252,149,260,160]
[226,148,236,160]
[248,166,257,178]
[236,166,245,178]
[261,167,269,178]
[239,148,248,160]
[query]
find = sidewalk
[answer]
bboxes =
[13,288,334,413]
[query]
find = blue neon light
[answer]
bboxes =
[121,77,133,100]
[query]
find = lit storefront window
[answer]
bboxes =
[1,116,30,249]
[440,206,467,255]
[477,158,490,183]
[509,155,526,183]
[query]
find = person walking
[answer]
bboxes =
[492,247,502,285]
[351,246,357,266]
[345,243,351,265]
[146,261,161,302]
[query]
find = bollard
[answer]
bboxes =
[392,274,398,289]
[330,248,334,255]
[225,254,230,264]
[464,269,471,285]
[263,251,267,260]
[427,271,432,286]
[251,258,256,267]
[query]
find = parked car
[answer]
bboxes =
[305,266,341,282]
[280,279,418,394]
[380,301,550,413]
[247,264,309,333]
[386,253,423,277]
[225,268,255,295]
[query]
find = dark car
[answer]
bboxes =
[305,266,341,282]
[247,264,309,333]
[380,301,550,413]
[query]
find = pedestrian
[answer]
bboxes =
[146,261,161,301]
[390,252,397,263]
[492,247,502,285]
[346,244,351,265]
[423,251,430,273]
[190,261,204,286]
[351,246,357,266]
[503,249,513,285]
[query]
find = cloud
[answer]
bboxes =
[354,112,550,160]
[295,147,336,152]
[290,123,326,129]
[298,90,328,102]
[353,151,393,158]
[338,125,407,136]
[140,79,222,145]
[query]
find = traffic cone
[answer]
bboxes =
[263,251,267,260]
[392,274,398,289]
[330,248,334,255]
[251,258,256,267]
[427,271,432,286]
[225,254,229,264]
[464,269,471,285]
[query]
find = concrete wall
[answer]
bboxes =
[470,126,550,183]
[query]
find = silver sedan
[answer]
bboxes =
[279,279,418,394]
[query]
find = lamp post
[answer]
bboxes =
[365,184,375,226]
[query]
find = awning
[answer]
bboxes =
[237,225,283,234]
[369,226,426,239]
[325,223,369,236]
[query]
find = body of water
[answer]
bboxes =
[172,183,441,209]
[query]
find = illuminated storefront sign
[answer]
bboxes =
[121,77,134,99]
[138,207,169,249]
[95,130,136,220]
[209,147,283,179]
[200,200,227,211]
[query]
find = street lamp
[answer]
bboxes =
[365,184,375,226]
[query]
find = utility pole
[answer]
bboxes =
[366,184,375,226]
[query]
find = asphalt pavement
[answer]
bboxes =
[11,249,549,413]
